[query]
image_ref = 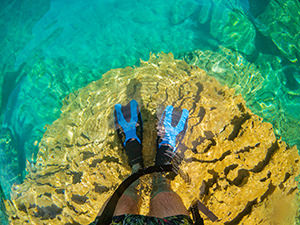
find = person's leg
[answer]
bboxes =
[114,194,138,216]
[113,164,141,216]
[148,173,189,218]
[113,100,144,216]
[149,105,190,218]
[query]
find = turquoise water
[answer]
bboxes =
[0,0,299,223]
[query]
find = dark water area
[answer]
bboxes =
[0,0,300,223]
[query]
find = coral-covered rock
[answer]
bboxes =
[180,47,300,151]
[5,53,300,225]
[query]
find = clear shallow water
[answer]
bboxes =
[0,0,299,223]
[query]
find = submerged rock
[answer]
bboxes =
[197,0,212,24]
[209,2,256,56]
[0,57,100,199]
[5,53,300,225]
[253,0,300,63]
[180,47,300,151]
[170,0,199,24]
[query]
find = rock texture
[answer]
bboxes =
[0,57,100,199]
[181,48,300,152]
[5,53,300,225]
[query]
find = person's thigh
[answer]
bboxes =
[148,192,190,218]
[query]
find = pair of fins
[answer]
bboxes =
[94,100,219,225]
[114,99,189,167]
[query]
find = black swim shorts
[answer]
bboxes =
[90,214,194,225]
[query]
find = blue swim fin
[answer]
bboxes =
[156,106,189,166]
[114,100,143,167]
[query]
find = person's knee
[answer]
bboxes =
[149,192,189,218]
[151,173,172,199]
[114,194,139,216]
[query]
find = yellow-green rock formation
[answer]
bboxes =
[180,47,300,152]
[5,53,300,225]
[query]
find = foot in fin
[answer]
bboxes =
[155,105,189,166]
[114,99,143,168]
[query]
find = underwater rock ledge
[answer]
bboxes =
[5,53,300,225]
